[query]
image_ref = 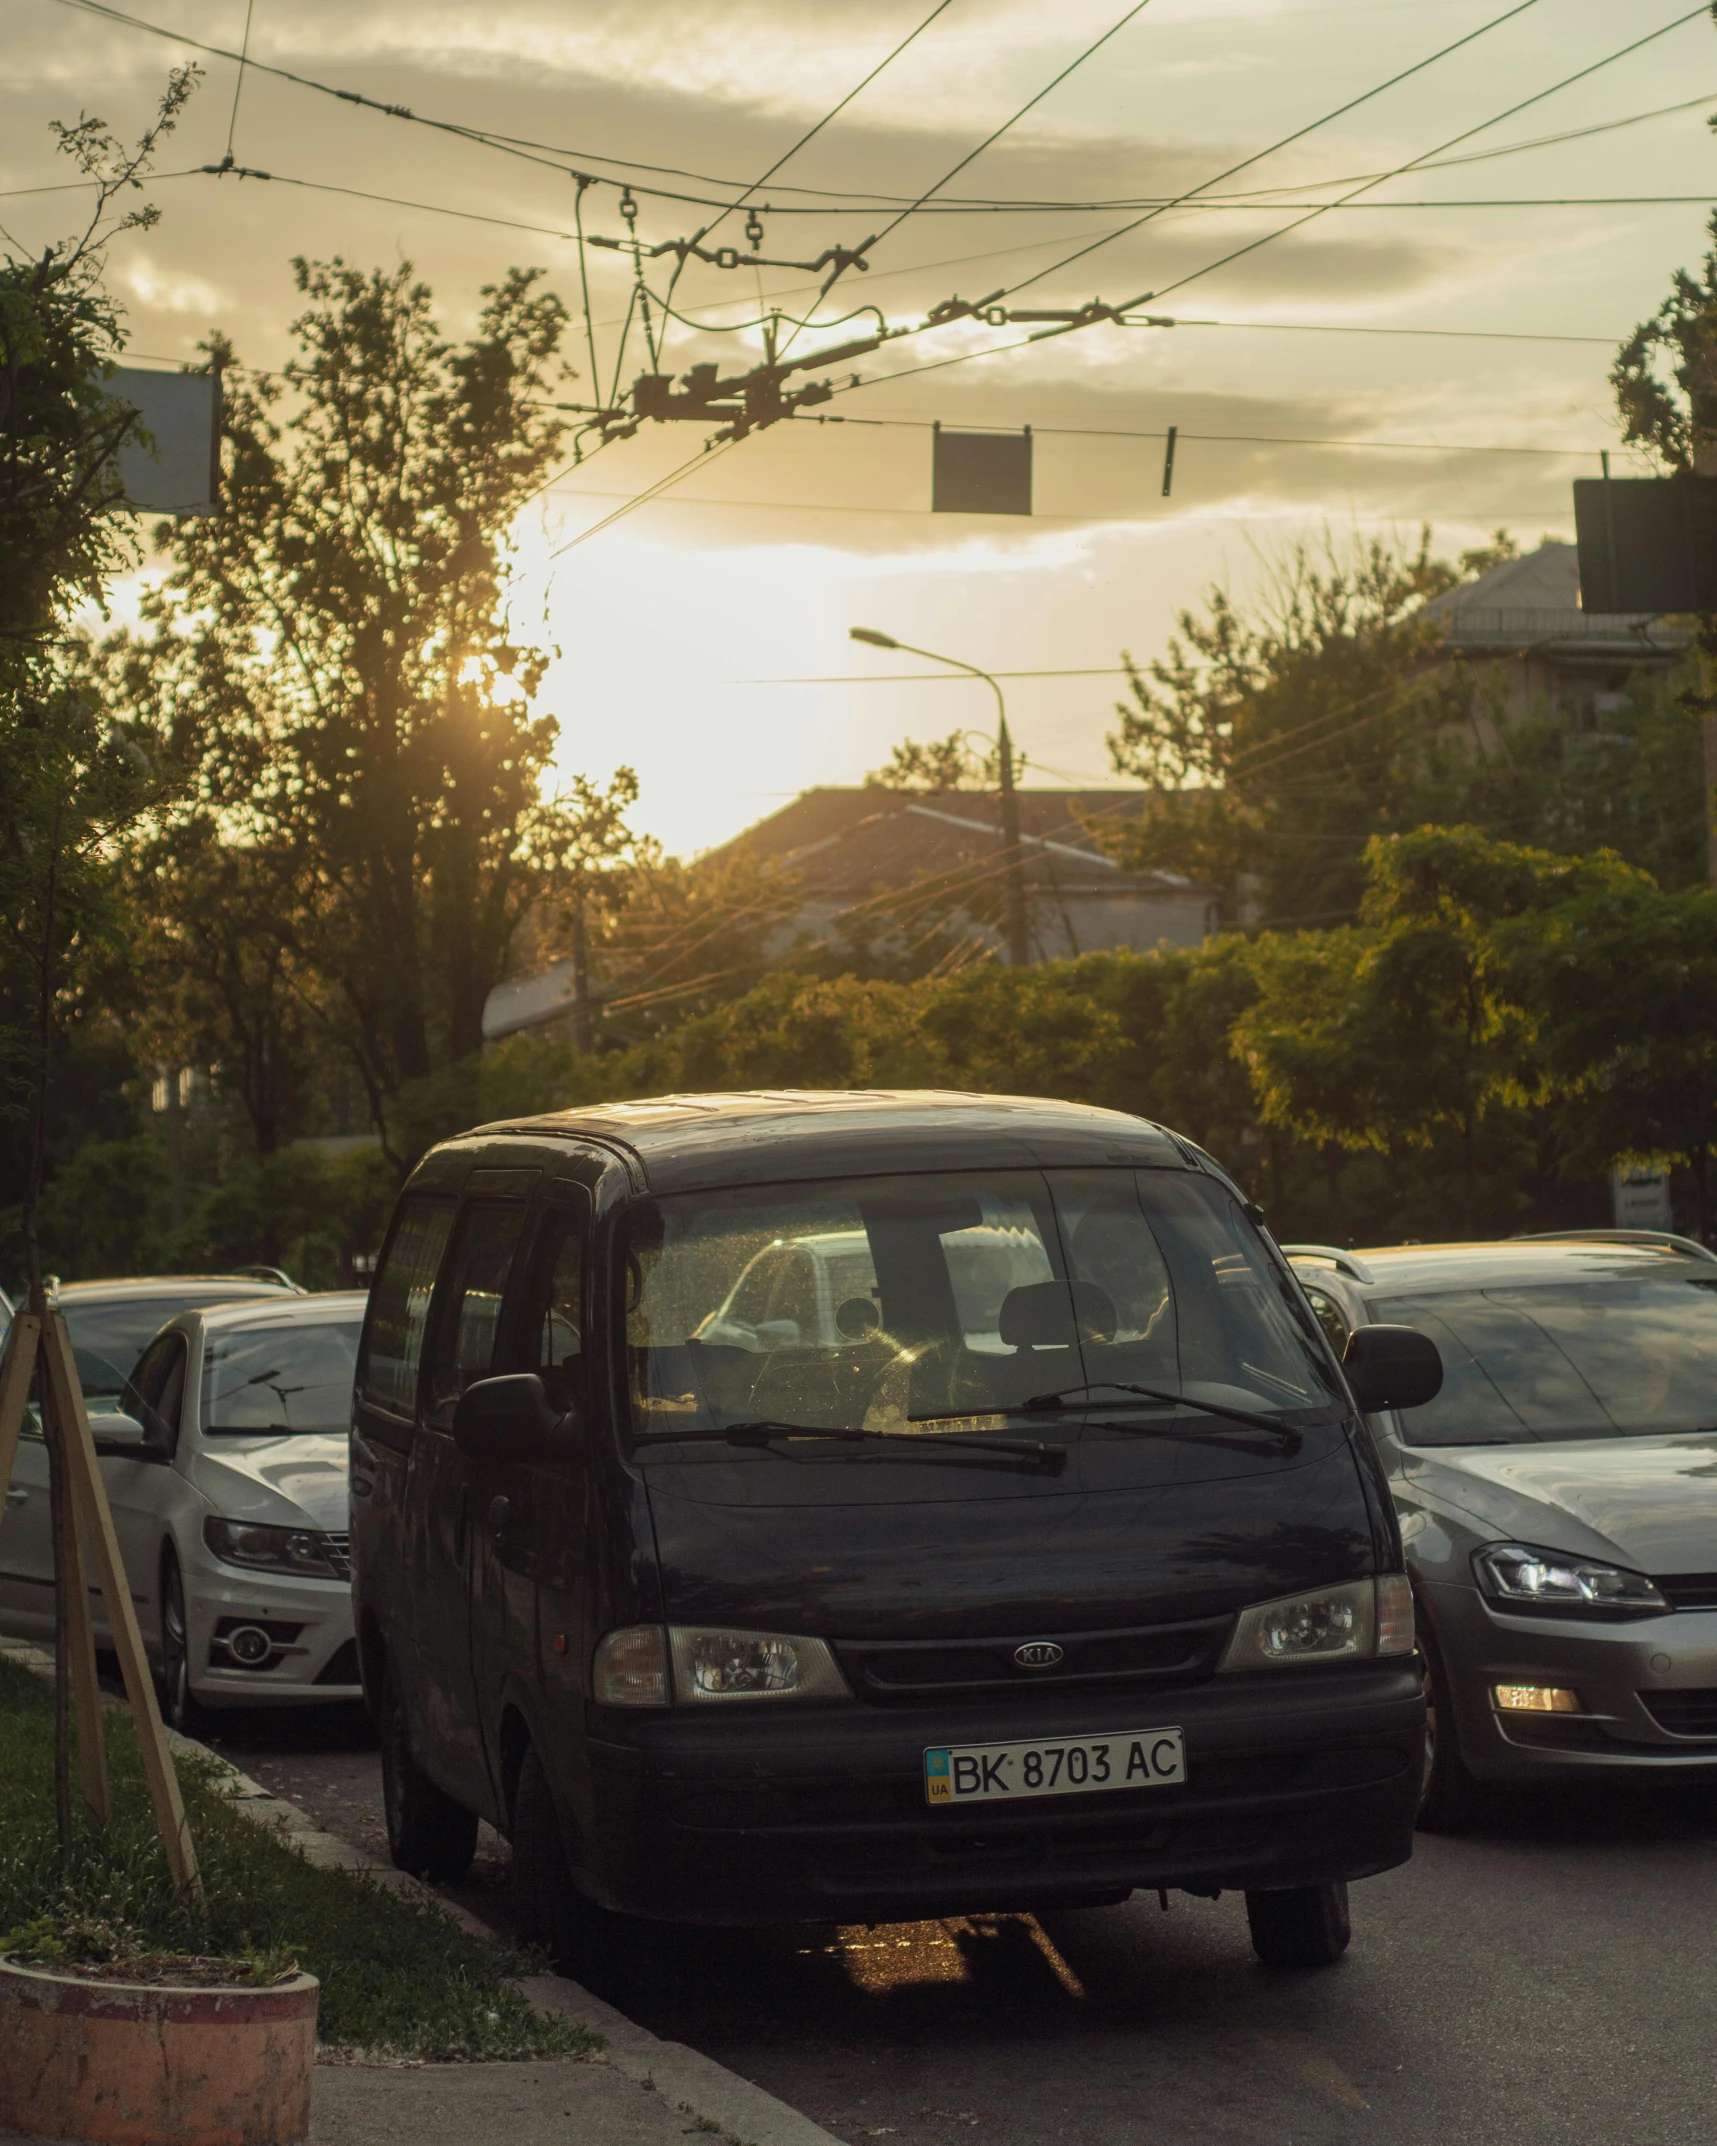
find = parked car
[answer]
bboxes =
[696,1223,1054,1353]
[0,1290,365,1727]
[53,1273,303,1414]
[1285,1235,1717,1827]
[352,1089,1438,1973]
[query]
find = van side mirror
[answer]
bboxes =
[452,1373,571,1463]
[1342,1325,1443,1413]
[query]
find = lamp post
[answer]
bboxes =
[849,627,1031,967]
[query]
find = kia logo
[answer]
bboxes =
[1014,1641,1064,1670]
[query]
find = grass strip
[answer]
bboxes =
[0,1659,596,2058]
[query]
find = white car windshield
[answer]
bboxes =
[624,1168,1335,1437]
[1375,1275,1717,1443]
[202,1320,363,1438]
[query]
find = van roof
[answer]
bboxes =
[454,1088,1198,1194]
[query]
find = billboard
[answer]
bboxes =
[1572,474,1717,613]
[932,426,1032,516]
[112,367,221,516]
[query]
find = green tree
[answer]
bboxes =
[1,73,196,1291]
[1233,827,1642,1227]
[1103,531,1470,927]
[1496,875,1717,1237]
[864,730,1023,791]
[122,260,636,1165]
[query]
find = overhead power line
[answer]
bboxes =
[1127,6,1714,312]
[999,0,1547,301]
[863,0,1159,256]
[830,6,1715,403]
[44,0,1717,222]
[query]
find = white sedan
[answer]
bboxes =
[0,1291,365,1727]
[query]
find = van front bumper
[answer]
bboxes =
[577,1663,1423,1925]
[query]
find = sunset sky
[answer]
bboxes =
[9,0,1715,851]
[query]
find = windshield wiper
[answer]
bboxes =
[641,1419,1066,1473]
[1014,1380,1315,1442]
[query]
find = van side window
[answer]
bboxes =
[357,1197,456,1417]
[520,1197,590,1409]
[425,1202,527,1418]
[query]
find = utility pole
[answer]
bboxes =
[849,627,1031,965]
[570,887,594,1051]
[1696,443,1717,890]
[994,709,1030,967]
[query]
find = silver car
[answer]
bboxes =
[0,1290,364,1726]
[1287,1233,1717,1826]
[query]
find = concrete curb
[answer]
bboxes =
[0,1640,845,2146]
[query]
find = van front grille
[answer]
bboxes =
[834,1616,1231,1705]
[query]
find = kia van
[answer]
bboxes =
[350,1091,1437,1973]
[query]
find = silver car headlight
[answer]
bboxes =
[203,1516,346,1579]
[1474,1543,1668,1616]
[1218,1575,1414,1671]
[592,1625,851,1706]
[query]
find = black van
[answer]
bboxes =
[350,1091,1436,1972]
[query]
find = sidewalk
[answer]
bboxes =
[0,1640,844,2146]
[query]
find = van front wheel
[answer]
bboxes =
[512,1748,619,1980]
[378,1670,477,1882]
[1244,1881,1351,1968]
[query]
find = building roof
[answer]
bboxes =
[1422,540,1687,659]
[710,785,1197,896]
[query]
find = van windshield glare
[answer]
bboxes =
[623,1168,1335,1439]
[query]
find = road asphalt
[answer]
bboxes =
[205,1702,1717,2146]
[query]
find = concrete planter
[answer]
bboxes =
[0,1956,318,2146]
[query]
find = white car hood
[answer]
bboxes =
[1421,1433,1717,1574]
[189,1435,349,1531]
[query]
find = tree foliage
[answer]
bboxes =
[0,73,197,1288]
[864,730,1022,791]
[116,260,637,1159]
[1612,213,1717,473]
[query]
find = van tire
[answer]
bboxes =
[1416,1627,1483,1833]
[1245,1881,1351,1968]
[512,1748,616,1979]
[379,1669,477,1882]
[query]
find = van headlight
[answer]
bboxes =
[1218,1575,1413,1670]
[1474,1544,1668,1616]
[592,1625,851,1706]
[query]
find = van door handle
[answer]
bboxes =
[5,1488,25,1508]
[486,1494,511,1534]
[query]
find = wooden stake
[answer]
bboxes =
[0,1313,39,1522]
[64,1490,110,1828]
[41,1312,200,1901]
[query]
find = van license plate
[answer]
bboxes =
[924,1729,1185,1806]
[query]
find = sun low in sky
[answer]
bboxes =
[9,0,1712,851]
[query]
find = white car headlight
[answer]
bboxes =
[591,1624,851,1706]
[1218,1575,1414,1671]
[1474,1543,1668,1615]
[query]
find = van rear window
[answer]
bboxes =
[623,1169,1333,1438]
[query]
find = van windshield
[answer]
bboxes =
[623,1169,1335,1438]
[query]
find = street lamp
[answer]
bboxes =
[848,627,1030,966]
